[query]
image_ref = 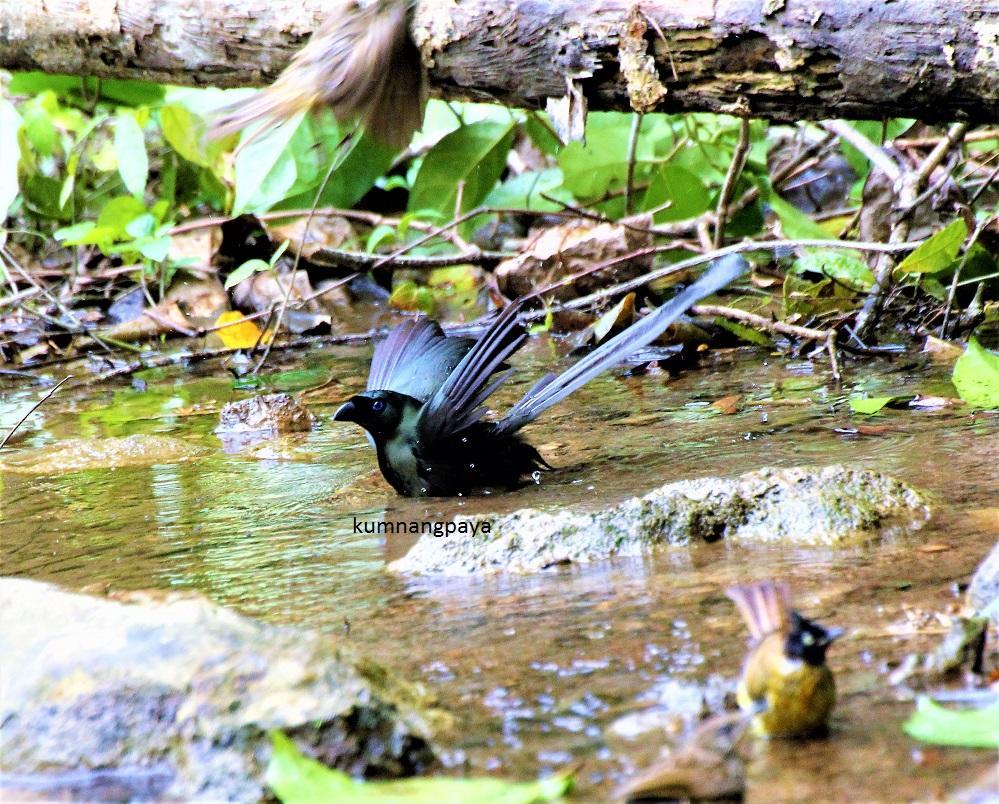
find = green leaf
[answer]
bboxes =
[114,114,149,197]
[97,196,147,237]
[160,104,212,167]
[136,235,172,262]
[483,168,571,211]
[903,697,999,748]
[0,100,21,222]
[266,731,572,804]
[952,338,999,409]
[409,120,515,216]
[768,194,832,240]
[712,316,772,346]
[896,219,967,274]
[641,164,711,222]
[366,224,397,252]
[225,258,271,289]
[232,114,305,215]
[20,94,58,157]
[558,113,647,200]
[793,249,875,290]
[849,396,897,414]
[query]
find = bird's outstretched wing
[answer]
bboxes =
[417,300,528,443]
[367,317,475,402]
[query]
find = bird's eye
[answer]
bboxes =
[371,400,386,412]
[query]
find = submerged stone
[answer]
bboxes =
[217,392,315,436]
[389,465,928,575]
[0,434,204,474]
[0,579,440,801]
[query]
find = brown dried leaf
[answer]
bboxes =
[711,394,743,415]
[496,217,653,300]
[263,215,356,259]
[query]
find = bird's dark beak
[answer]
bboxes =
[333,399,359,423]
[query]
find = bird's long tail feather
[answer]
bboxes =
[497,254,748,434]
[725,579,792,640]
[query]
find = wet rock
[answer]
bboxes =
[390,466,927,576]
[967,539,999,620]
[0,435,204,474]
[217,393,316,437]
[0,579,440,801]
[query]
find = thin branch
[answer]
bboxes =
[0,375,72,449]
[253,129,354,374]
[522,237,922,319]
[625,113,643,216]
[713,115,751,248]
[821,120,903,181]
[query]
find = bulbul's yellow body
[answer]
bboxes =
[727,580,841,739]
[737,630,837,738]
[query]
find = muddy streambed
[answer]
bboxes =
[2,341,997,801]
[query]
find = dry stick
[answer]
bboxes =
[692,303,841,381]
[624,113,643,216]
[0,375,72,449]
[521,237,921,321]
[713,115,751,249]
[854,122,969,340]
[896,129,999,148]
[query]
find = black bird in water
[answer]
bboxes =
[334,255,747,496]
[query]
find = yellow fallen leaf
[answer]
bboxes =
[213,311,265,349]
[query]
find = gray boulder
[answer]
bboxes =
[0,579,440,801]
[389,465,927,575]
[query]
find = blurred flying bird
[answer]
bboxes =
[209,0,424,150]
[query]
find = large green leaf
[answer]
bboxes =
[768,193,832,240]
[641,164,711,222]
[409,121,515,216]
[266,731,572,804]
[794,249,875,289]
[114,114,149,197]
[952,338,999,409]
[160,104,213,167]
[903,697,999,748]
[557,113,655,200]
[231,113,305,215]
[276,125,397,211]
[896,219,967,274]
[484,168,571,211]
[0,100,21,221]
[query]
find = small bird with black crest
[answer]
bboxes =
[726,579,842,739]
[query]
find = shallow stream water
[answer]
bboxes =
[2,339,997,801]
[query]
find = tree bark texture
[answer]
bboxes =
[1,0,998,123]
